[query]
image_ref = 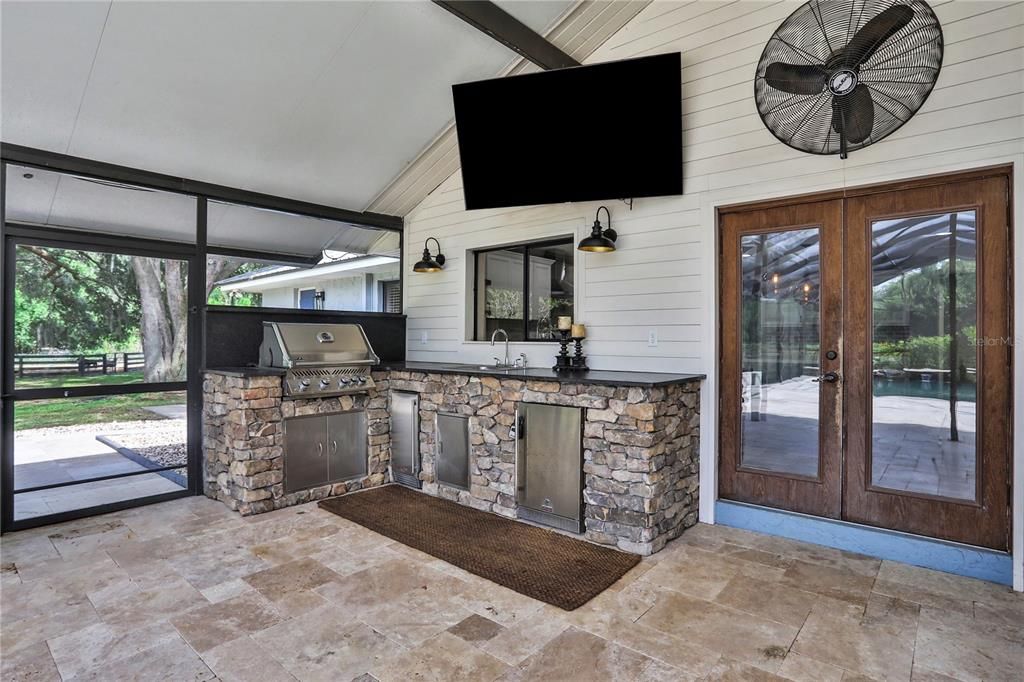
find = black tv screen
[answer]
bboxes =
[452,52,682,211]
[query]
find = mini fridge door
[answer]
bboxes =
[517,403,582,532]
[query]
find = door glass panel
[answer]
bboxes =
[739,228,821,477]
[12,391,188,520]
[14,245,188,388]
[870,211,977,501]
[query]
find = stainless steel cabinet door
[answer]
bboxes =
[436,413,469,490]
[519,403,582,520]
[284,415,328,493]
[327,411,367,481]
[390,392,420,485]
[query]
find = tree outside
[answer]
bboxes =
[15,245,263,385]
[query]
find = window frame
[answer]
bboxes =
[472,235,575,342]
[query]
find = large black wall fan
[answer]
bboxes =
[755,0,943,158]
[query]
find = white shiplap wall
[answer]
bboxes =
[402,0,1024,587]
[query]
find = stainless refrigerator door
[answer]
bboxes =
[327,411,368,481]
[436,413,469,490]
[519,403,582,521]
[390,392,421,487]
[284,415,329,493]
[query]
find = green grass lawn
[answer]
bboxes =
[16,370,148,390]
[14,372,186,430]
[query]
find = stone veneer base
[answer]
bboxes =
[203,369,700,555]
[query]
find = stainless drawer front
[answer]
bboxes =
[390,392,420,481]
[436,413,469,490]
[327,411,367,481]
[284,414,329,494]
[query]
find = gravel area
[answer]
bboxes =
[19,418,189,470]
[100,419,187,468]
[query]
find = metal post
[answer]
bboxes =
[947,213,959,442]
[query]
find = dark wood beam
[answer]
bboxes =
[433,1,580,70]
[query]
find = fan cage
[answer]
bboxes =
[754,0,943,156]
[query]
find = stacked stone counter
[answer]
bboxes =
[202,365,702,556]
[202,369,391,515]
[387,371,701,555]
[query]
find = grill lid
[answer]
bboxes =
[259,322,380,368]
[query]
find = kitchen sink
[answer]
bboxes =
[430,363,526,373]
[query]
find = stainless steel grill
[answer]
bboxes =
[259,322,380,398]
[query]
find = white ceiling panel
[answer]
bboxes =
[64,1,371,194]
[4,164,197,243]
[1,0,574,217]
[256,1,519,210]
[207,200,394,258]
[493,1,575,33]
[0,1,110,152]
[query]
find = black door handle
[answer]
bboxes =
[813,371,840,383]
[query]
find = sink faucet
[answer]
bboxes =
[490,328,510,367]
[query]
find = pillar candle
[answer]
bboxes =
[571,323,586,339]
[557,316,572,331]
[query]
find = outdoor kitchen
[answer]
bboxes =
[202,321,703,556]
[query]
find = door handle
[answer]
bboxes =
[813,371,840,383]
[317,442,324,457]
[331,440,338,455]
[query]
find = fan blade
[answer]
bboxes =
[843,5,914,67]
[832,84,874,144]
[764,62,827,95]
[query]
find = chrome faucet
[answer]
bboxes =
[490,328,510,367]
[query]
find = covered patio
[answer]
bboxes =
[1,0,1022,680]
[2,495,1021,681]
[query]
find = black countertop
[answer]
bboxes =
[204,366,286,377]
[206,363,704,387]
[380,362,704,388]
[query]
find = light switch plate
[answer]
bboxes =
[648,329,658,347]
[420,331,429,345]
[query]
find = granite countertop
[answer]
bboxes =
[204,366,287,377]
[379,361,705,387]
[206,362,704,387]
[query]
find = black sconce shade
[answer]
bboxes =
[578,206,617,252]
[413,237,446,273]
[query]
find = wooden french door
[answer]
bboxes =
[719,169,1011,550]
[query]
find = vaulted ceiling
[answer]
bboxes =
[0,0,578,218]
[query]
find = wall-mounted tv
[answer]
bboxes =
[452,52,682,211]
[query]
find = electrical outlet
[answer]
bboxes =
[648,329,658,347]
[420,331,429,345]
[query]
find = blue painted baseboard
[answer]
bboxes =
[715,500,1012,586]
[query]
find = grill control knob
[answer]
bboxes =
[339,377,350,385]
[297,379,311,392]
[318,378,330,389]
[357,376,367,384]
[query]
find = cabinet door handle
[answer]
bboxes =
[317,442,324,457]
[331,440,338,455]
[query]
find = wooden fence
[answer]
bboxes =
[14,352,145,377]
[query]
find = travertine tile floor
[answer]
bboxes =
[1,493,1021,681]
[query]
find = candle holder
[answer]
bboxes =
[552,330,573,372]
[570,337,589,372]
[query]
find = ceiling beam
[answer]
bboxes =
[432,1,580,70]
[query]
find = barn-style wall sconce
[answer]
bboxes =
[413,237,446,273]
[577,206,617,252]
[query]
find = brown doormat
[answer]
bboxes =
[318,485,640,610]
